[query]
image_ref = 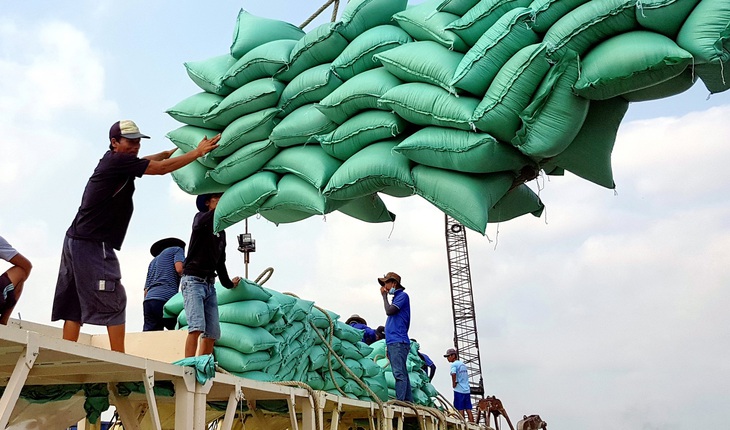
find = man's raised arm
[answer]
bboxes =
[144,134,220,175]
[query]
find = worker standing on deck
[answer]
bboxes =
[181,193,240,357]
[445,348,474,423]
[143,237,186,331]
[51,120,219,353]
[0,235,32,325]
[379,271,413,402]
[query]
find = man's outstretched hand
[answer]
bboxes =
[196,134,221,157]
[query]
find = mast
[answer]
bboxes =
[445,214,485,419]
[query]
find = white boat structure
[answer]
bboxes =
[0,319,485,430]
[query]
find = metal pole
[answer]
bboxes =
[244,219,249,279]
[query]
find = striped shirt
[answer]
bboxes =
[144,246,184,302]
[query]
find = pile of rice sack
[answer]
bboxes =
[163,279,440,406]
[168,0,730,234]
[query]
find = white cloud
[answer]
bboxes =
[615,106,729,201]
[0,19,113,122]
[0,18,116,191]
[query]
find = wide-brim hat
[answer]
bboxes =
[378,271,403,288]
[150,237,186,257]
[346,314,367,325]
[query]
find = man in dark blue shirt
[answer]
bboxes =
[52,120,219,352]
[411,339,436,381]
[143,237,186,331]
[379,271,412,402]
[346,314,378,345]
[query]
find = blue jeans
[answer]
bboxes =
[388,342,413,402]
[181,275,220,339]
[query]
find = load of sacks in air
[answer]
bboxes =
[162,279,440,405]
[166,0,730,234]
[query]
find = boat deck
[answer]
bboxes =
[0,320,486,430]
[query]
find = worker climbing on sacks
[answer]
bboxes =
[51,120,219,352]
[346,313,378,345]
[379,271,412,402]
[375,325,385,342]
[182,193,241,357]
[412,339,436,382]
[0,235,32,325]
[143,237,186,331]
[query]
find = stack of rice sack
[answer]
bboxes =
[167,0,730,234]
[162,279,439,406]
[366,339,440,406]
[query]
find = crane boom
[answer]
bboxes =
[445,214,485,419]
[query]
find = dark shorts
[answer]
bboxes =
[454,391,472,411]
[52,236,127,326]
[0,272,17,313]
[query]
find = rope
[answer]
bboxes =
[307,305,352,399]
[435,392,469,428]
[255,267,274,285]
[299,0,341,29]
[273,380,321,430]
[308,304,388,430]
[418,405,450,430]
[277,298,448,430]
[281,294,349,398]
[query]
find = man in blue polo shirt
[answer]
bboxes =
[379,271,412,402]
[52,120,219,352]
[143,237,186,331]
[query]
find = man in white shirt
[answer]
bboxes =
[0,235,32,325]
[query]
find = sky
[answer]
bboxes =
[1,1,729,429]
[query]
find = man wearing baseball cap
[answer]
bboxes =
[51,120,220,352]
[378,271,412,402]
[444,348,474,422]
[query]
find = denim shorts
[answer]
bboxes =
[181,275,220,339]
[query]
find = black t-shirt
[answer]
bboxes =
[182,210,234,288]
[66,150,150,250]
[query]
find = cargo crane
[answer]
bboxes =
[445,214,485,421]
[445,169,540,425]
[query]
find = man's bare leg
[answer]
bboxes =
[199,337,215,356]
[107,323,125,353]
[63,320,82,341]
[186,331,201,358]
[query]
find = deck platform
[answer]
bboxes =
[0,320,486,430]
